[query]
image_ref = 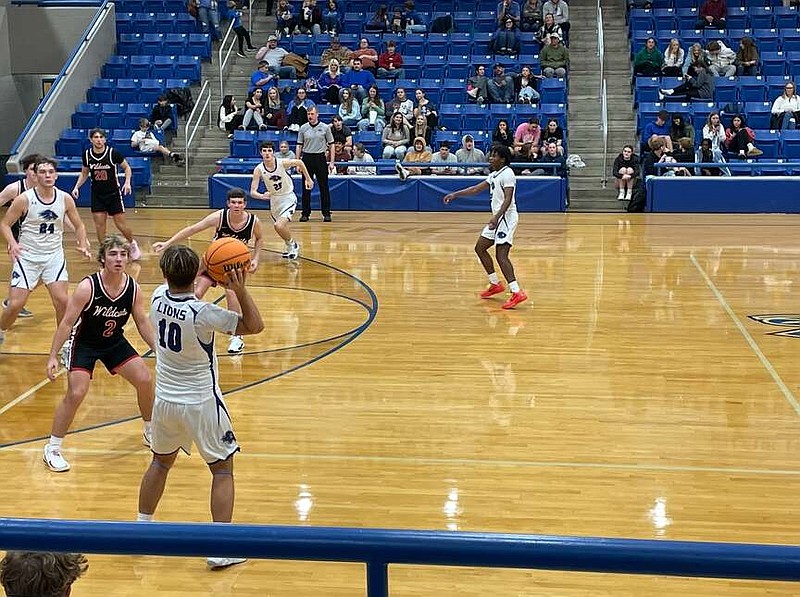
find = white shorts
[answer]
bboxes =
[270,193,297,222]
[480,211,518,246]
[139,139,160,153]
[150,396,240,464]
[11,251,67,290]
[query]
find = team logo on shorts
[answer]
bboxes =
[497,231,507,239]
[748,314,800,338]
[221,430,237,444]
[39,209,59,221]
[11,271,19,279]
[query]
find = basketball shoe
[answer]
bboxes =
[286,241,300,260]
[480,283,506,298]
[227,335,245,354]
[2,299,32,318]
[395,161,409,181]
[129,239,142,261]
[207,557,247,570]
[43,444,70,472]
[502,291,528,310]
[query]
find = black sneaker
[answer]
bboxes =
[299,214,309,222]
[323,214,332,222]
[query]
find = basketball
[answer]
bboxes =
[203,238,251,284]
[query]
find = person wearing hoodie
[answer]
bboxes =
[658,64,715,101]
[467,65,490,104]
[395,136,432,179]
[612,144,640,201]
[706,40,736,78]
[456,134,488,175]
[633,37,663,77]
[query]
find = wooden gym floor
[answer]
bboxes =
[0,209,799,596]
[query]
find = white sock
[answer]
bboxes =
[509,281,521,293]
[48,436,63,448]
[488,272,499,285]
[137,513,153,522]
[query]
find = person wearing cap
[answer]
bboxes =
[488,64,515,104]
[491,17,522,56]
[540,33,569,78]
[429,141,459,175]
[456,135,488,175]
[255,34,296,79]
[249,60,278,94]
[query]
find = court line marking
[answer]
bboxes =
[0,369,66,417]
[689,253,800,416]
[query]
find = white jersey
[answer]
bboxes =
[150,284,239,405]
[255,159,295,199]
[17,187,67,257]
[487,166,518,216]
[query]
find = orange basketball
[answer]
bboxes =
[203,238,251,284]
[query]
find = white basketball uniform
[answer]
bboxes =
[480,165,519,246]
[12,187,69,290]
[149,284,241,463]
[255,159,297,222]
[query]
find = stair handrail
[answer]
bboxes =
[184,78,213,184]
[218,19,238,102]
[601,78,609,188]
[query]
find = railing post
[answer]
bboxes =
[366,561,388,597]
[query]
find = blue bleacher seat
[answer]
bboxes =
[117,33,143,55]
[426,33,450,55]
[55,156,83,171]
[232,130,257,157]
[727,28,752,45]
[404,34,425,56]
[676,7,698,29]
[783,29,800,52]
[438,104,463,130]
[744,101,773,129]
[111,129,136,157]
[116,12,135,34]
[174,12,197,33]
[761,51,787,76]
[152,55,177,79]
[634,77,661,105]
[440,78,465,104]
[134,12,158,31]
[629,8,652,31]
[72,103,101,129]
[99,103,128,130]
[164,33,188,55]
[714,77,738,103]
[217,158,258,174]
[766,75,793,99]
[114,78,139,103]
[434,130,461,146]
[87,79,116,103]
[140,79,166,102]
[422,56,447,79]
[103,55,129,79]
[749,7,774,29]
[175,55,201,82]
[141,33,166,54]
[128,55,152,79]
[462,104,490,130]
[653,8,677,30]
[754,129,780,157]
[354,130,381,155]
[187,33,211,59]
[474,10,495,33]
[775,7,799,29]
[637,101,664,134]
[402,55,423,79]
[56,129,87,156]
[753,29,780,53]
[126,156,152,191]
[453,11,474,33]
[787,51,800,77]
[540,78,567,104]
[739,76,768,102]
[726,7,749,30]
[290,34,315,56]
[781,129,800,158]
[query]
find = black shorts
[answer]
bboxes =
[69,337,139,377]
[91,192,125,216]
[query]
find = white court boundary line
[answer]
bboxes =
[689,253,800,416]
[0,370,65,417]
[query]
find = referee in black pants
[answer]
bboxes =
[296,106,336,222]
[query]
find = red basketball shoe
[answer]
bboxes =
[501,290,528,309]
[479,282,506,298]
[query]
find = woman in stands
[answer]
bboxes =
[662,39,684,77]
[735,37,759,77]
[770,81,800,129]
[411,114,432,149]
[536,13,562,49]
[724,114,762,158]
[318,58,344,105]
[297,0,322,35]
[612,145,640,201]
[321,0,342,33]
[683,43,709,77]
[541,118,565,156]
[413,88,438,131]
[492,119,514,149]
[702,111,727,162]
[218,95,243,138]
[263,87,287,129]
[669,114,695,149]
[276,0,296,36]
[633,37,663,77]
[382,112,411,159]
[286,87,316,132]
[357,84,386,132]
[491,17,522,56]
[241,88,267,131]
[514,66,541,104]
[338,88,361,126]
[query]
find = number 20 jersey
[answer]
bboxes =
[17,187,67,257]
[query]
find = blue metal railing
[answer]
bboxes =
[1,518,799,596]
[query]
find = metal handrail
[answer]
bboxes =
[601,79,609,188]
[218,20,238,102]
[183,79,213,184]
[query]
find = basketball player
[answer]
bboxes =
[152,188,263,354]
[0,153,42,318]
[249,141,313,260]
[137,245,264,570]
[443,144,528,310]
[0,157,91,349]
[43,235,155,472]
[70,128,143,260]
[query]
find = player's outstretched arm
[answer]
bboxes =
[152,211,219,253]
[71,167,90,199]
[250,217,264,272]
[249,169,269,201]
[1,195,29,259]
[47,279,91,380]
[64,195,91,258]
[443,180,490,204]
[131,282,156,351]
[226,268,264,336]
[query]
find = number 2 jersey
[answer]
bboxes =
[150,284,239,405]
[71,272,135,348]
[17,187,67,258]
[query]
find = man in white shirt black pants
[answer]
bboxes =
[296,107,336,222]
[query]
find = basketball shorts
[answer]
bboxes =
[270,193,297,222]
[69,337,139,377]
[150,396,240,464]
[91,192,125,216]
[11,251,67,290]
[480,210,518,246]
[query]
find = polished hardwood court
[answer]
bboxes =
[1,210,799,596]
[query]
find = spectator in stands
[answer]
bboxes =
[318,59,344,105]
[467,65,490,104]
[724,114,762,158]
[330,115,353,150]
[321,0,342,33]
[298,0,322,34]
[255,35,296,80]
[662,38,685,77]
[497,0,521,29]
[287,88,315,132]
[341,57,376,103]
[414,88,439,130]
[197,0,221,40]
[541,33,569,78]
[402,0,427,33]
[228,1,255,58]
[338,88,361,126]
[396,136,433,178]
[278,139,296,159]
[488,63,516,103]
[430,141,460,174]
[333,140,352,173]
[514,66,541,104]
[735,37,759,76]
[492,17,522,56]
[532,140,567,176]
[634,37,663,77]
[389,7,406,33]
[249,60,277,93]
[0,551,88,597]
[706,41,736,78]
[683,43,710,77]
[642,109,673,153]
[659,65,715,101]
[131,119,183,162]
[456,134,488,175]
[351,39,379,73]
[696,137,726,175]
[321,36,352,68]
[348,142,377,175]
[669,113,695,148]
[702,111,727,162]
[365,5,389,32]
[150,96,173,133]
[382,111,411,159]
[218,94,244,137]
[536,13,562,48]
[520,0,543,32]
[695,0,726,29]
[264,86,287,129]
[241,88,267,130]
[638,138,666,202]
[358,85,387,132]
[612,144,639,200]
[514,116,542,160]
[276,0,296,35]
[542,118,565,155]
[389,87,415,125]
[770,81,800,129]
[493,119,514,149]
[377,41,406,80]
[542,0,569,41]
[412,113,432,148]
[671,137,695,175]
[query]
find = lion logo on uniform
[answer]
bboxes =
[221,430,236,444]
[748,315,800,338]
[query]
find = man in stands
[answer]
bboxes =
[255,34,296,79]
[402,0,427,33]
[642,109,673,154]
[430,141,459,175]
[488,64,515,104]
[321,36,352,68]
[658,64,715,102]
[249,60,278,94]
[695,0,726,29]
[541,33,569,78]
[377,41,406,80]
[340,57,375,103]
[456,135,488,175]
[705,41,736,78]
[542,0,570,41]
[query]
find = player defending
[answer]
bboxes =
[250,141,313,260]
[71,128,143,260]
[443,144,528,310]
[137,245,264,570]
[0,157,91,349]
[152,188,263,354]
[43,235,155,472]
[0,153,42,318]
